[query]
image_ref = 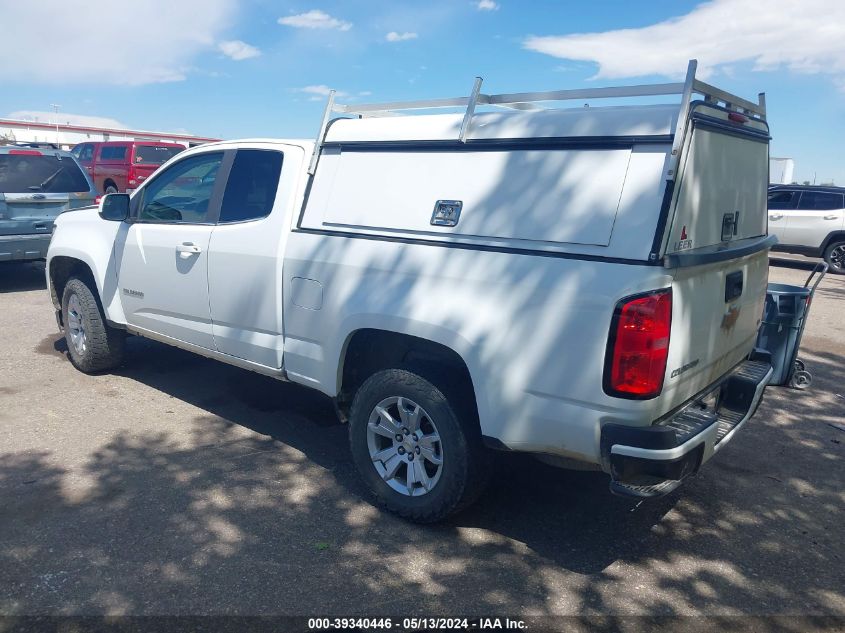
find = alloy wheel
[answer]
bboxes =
[366,396,443,497]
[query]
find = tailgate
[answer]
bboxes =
[657,103,772,412]
[0,193,70,236]
[661,250,769,411]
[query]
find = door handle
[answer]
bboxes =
[176,242,202,258]
[769,213,783,220]
[823,214,839,220]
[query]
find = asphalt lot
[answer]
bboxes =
[0,255,843,618]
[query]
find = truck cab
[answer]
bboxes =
[88,141,185,195]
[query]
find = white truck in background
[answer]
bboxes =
[46,61,776,522]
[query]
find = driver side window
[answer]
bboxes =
[137,152,223,223]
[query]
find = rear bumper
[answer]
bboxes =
[0,233,50,262]
[600,351,773,498]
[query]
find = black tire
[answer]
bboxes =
[104,184,118,195]
[349,368,491,523]
[61,277,125,373]
[823,241,845,274]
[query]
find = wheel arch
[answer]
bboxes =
[47,249,125,325]
[48,256,97,310]
[336,327,483,431]
[821,231,845,253]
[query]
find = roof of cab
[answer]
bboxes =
[324,104,680,144]
[190,138,313,151]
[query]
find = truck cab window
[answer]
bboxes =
[218,149,283,223]
[137,152,223,224]
[100,146,127,161]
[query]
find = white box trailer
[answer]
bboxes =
[770,156,795,184]
[47,60,777,521]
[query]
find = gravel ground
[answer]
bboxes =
[0,257,842,620]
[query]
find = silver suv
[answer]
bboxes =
[0,147,97,262]
[768,185,845,273]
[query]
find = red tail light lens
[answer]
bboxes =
[127,166,137,186]
[604,289,672,399]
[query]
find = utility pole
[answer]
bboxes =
[50,103,61,148]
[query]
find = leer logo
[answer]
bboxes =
[674,225,693,251]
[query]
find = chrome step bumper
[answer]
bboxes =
[601,353,773,498]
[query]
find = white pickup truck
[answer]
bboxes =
[47,61,776,522]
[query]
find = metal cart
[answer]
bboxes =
[756,262,827,389]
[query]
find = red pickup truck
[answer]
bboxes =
[71,141,184,195]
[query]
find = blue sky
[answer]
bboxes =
[3,0,845,184]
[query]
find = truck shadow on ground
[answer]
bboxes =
[0,262,47,293]
[9,333,843,618]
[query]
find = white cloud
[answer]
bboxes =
[7,111,129,129]
[299,85,342,97]
[297,85,349,101]
[278,10,352,31]
[386,31,418,42]
[523,0,845,87]
[218,40,261,61]
[296,86,374,102]
[0,0,237,85]
[476,0,499,10]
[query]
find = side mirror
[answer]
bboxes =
[99,193,130,221]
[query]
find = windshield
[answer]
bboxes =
[0,154,90,193]
[134,145,183,165]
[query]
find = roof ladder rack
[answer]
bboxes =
[314,58,766,167]
[308,88,336,175]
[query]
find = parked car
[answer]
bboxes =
[71,141,184,195]
[768,184,845,273]
[0,147,96,262]
[46,62,776,521]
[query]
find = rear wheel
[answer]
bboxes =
[104,183,118,195]
[349,368,490,523]
[62,277,125,373]
[823,241,845,274]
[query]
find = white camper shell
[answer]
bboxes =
[47,61,776,521]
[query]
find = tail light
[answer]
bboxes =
[127,165,137,187]
[604,289,672,399]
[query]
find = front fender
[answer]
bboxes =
[47,208,126,325]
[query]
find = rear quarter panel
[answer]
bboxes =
[283,231,675,463]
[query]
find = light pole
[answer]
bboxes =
[50,103,61,148]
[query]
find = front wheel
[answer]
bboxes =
[823,241,845,274]
[349,368,490,523]
[62,277,125,373]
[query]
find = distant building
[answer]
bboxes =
[770,157,795,185]
[0,117,220,149]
